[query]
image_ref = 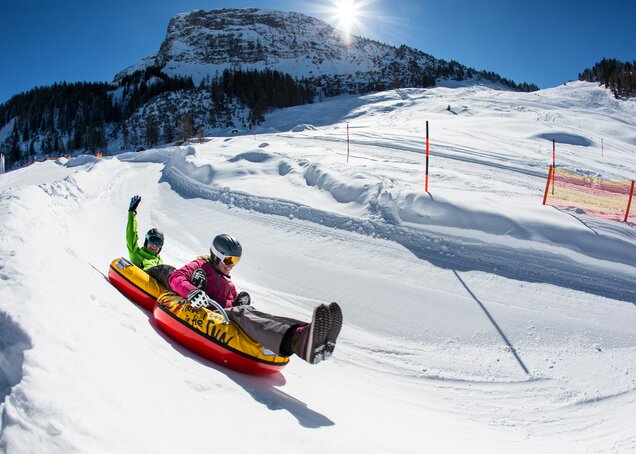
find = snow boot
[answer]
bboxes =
[323,302,343,360]
[291,304,330,364]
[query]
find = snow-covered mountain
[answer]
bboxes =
[109,7,535,144]
[115,8,476,90]
[1,81,636,452]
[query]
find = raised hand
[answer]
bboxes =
[129,195,141,213]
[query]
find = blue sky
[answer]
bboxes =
[1,0,634,103]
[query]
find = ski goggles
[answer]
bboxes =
[220,255,240,266]
[211,247,241,266]
[145,233,164,248]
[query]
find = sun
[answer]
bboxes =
[329,0,362,40]
[335,0,359,34]
[315,0,374,43]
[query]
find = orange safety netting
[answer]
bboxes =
[543,167,635,223]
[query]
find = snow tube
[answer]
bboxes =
[154,292,289,375]
[108,257,167,310]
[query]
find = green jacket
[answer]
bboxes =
[126,211,163,270]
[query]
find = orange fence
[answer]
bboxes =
[543,166,635,223]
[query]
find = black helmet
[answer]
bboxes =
[144,228,164,250]
[210,234,242,266]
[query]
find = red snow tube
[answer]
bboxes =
[107,257,167,310]
[153,293,289,375]
[108,257,289,375]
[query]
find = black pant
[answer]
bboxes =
[146,264,176,290]
[226,306,303,356]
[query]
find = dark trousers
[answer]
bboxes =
[226,306,303,356]
[146,264,176,290]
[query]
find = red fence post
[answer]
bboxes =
[624,180,635,222]
[542,165,553,205]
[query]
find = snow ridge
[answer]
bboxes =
[158,145,636,303]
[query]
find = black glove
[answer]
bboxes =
[188,289,208,309]
[233,291,251,307]
[129,195,141,213]
[190,268,207,290]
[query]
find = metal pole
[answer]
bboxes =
[551,139,556,195]
[346,122,350,163]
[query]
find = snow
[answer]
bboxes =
[0,118,16,144]
[1,80,636,453]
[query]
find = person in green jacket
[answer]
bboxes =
[127,195,175,289]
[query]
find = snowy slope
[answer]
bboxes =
[1,81,636,453]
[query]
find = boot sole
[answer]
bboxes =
[323,302,343,360]
[306,304,330,364]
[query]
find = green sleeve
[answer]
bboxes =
[126,211,141,265]
[126,211,163,270]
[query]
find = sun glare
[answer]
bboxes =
[314,0,380,43]
[337,0,358,32]
[331,0,362,40]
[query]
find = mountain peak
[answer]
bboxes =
[158,8,347,68]
[114,8,532,95]
[114,8,437,86]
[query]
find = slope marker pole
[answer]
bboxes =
[346,122,350,163]
[624,180,635,222]
[542,165,553,205]
[601,138,604,157]
[551,139,556,195]
[425,121,429,192]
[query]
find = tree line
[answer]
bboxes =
[579,58,636,98]
[0,63,538,169]
[118,67,196,117]
[0,81,117,164]
[0,69,314,168]
[211,69,315,124]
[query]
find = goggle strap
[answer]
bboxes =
[211,245,239,265]
[210,245,226,263]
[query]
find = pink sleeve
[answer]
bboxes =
[168,260,204,298]
[223,281,239,308]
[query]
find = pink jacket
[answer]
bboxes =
[168,259,238,308]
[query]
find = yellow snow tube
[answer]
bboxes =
[108,257,168,310]
[154,292,289,374]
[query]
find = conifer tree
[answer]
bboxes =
[180,113,193,141]
[146,116,159,146]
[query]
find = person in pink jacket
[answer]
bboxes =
[168,234,343,365]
